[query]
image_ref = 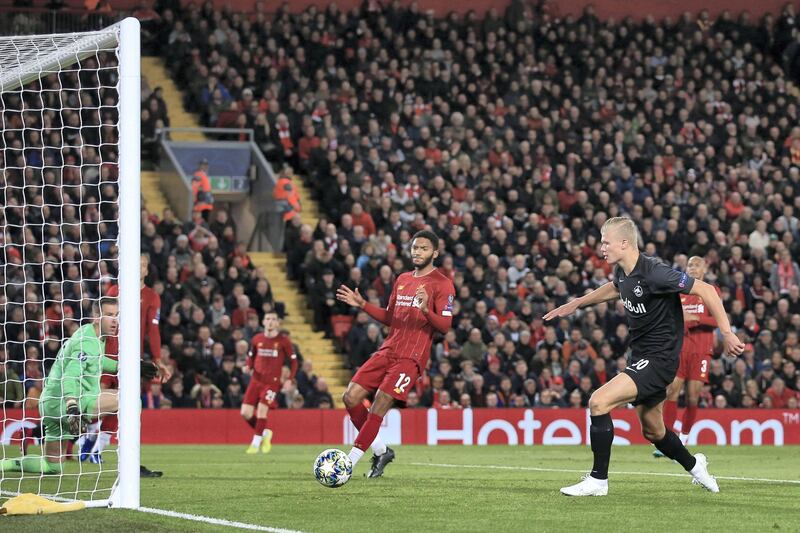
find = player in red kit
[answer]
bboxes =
[242,311,297,453]
[81,254,171,477]
[336,230,455,477]
[657,256,719,455]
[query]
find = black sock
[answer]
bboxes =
[653,431,697,472]
[590,414,614,480]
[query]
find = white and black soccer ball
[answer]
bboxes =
[314,448,353,488]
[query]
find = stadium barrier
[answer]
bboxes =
[3,408,798,446]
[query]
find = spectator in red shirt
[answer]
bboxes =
[297,125,320,164]
[350,202,376,236]
[724,192,745,219]
[489,297,515,326]
[765,377,796,408]
[232,294,258,328]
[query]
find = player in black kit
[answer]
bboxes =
[544,217,744,496]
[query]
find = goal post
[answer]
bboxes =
[115,15,141,511]
[0,17,140,510]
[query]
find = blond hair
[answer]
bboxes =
[601,217,642,249]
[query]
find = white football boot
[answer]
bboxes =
[560,474,609,496]
[689,453,719,493]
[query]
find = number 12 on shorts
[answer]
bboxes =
[394,373,411,393]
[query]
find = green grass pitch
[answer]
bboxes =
[2,444,798,532]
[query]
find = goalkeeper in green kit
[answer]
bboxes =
[1,297,158,474]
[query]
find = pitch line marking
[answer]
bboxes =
[138,506,308,533]
[411,462,800,485]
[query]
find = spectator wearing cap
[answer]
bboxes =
[483,352,505,391]
[191,159,213,222]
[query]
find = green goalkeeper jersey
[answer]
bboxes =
[41,323,118,403]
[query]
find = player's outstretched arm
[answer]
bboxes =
[336,284,391,325]
[690,279,744,356]
[543,281,619,322]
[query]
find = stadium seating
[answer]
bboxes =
[4,2,800,414]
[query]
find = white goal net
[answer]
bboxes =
[0,18,140,509]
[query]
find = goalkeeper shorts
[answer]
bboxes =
[40,395,98,442]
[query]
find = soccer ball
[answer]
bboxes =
[314,448,353,488]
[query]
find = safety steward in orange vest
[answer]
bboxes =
[192,159,214,221]
[273,167,301,222]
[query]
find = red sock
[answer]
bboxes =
[245,416,256,429]
[354,413,383,452]
[682,404,698,433]
[663,400,677,431]
[66,440,74,457]
[254,417,268,436]
[101,414,119,433]
[347,402,369,430]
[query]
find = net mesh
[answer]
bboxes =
[1,26,122,504]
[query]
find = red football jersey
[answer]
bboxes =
[106,285,162,360]
[680,286,719,356]
[248,333,298,384]
[376,268,456,369]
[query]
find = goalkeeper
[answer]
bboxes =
[0,297,158,474]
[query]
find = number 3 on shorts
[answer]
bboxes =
[394,373,411,393]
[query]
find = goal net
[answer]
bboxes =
[0,18,140,509]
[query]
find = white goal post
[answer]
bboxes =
[0,17,140,509]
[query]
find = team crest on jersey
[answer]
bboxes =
[398,285,405,291]
[633,285,643,297]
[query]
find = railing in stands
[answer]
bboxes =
[0,5,125,36]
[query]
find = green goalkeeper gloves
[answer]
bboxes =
[65,398,82,436]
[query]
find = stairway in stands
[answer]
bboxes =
[140,57,205,141]
[250,178,350,404]
[139,56,206,217]
[141,55,348,403]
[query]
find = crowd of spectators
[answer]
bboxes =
[151,0,800,412]
[0,44,328,413]
[4,2,800,414]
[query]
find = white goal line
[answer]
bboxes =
[137,506,308,533]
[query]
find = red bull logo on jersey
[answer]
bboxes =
[622,297,646,314]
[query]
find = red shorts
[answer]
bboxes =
[100,373,119,389]
[243,379,279,409]
[101,355,119,388]
[676,350,711,383]
[351,351,421,402]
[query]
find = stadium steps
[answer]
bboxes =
[293,180,320,229]
[141,170,169,217]
[141,56,206,142]
[250,251,348,403]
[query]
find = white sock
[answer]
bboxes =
[91,431,112,454]
[85,421,101,441]
[371,437,387,456]
[251,435,263,447]
[348,447,365,466]
[262,429,272,438]
[590,477,609,486]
